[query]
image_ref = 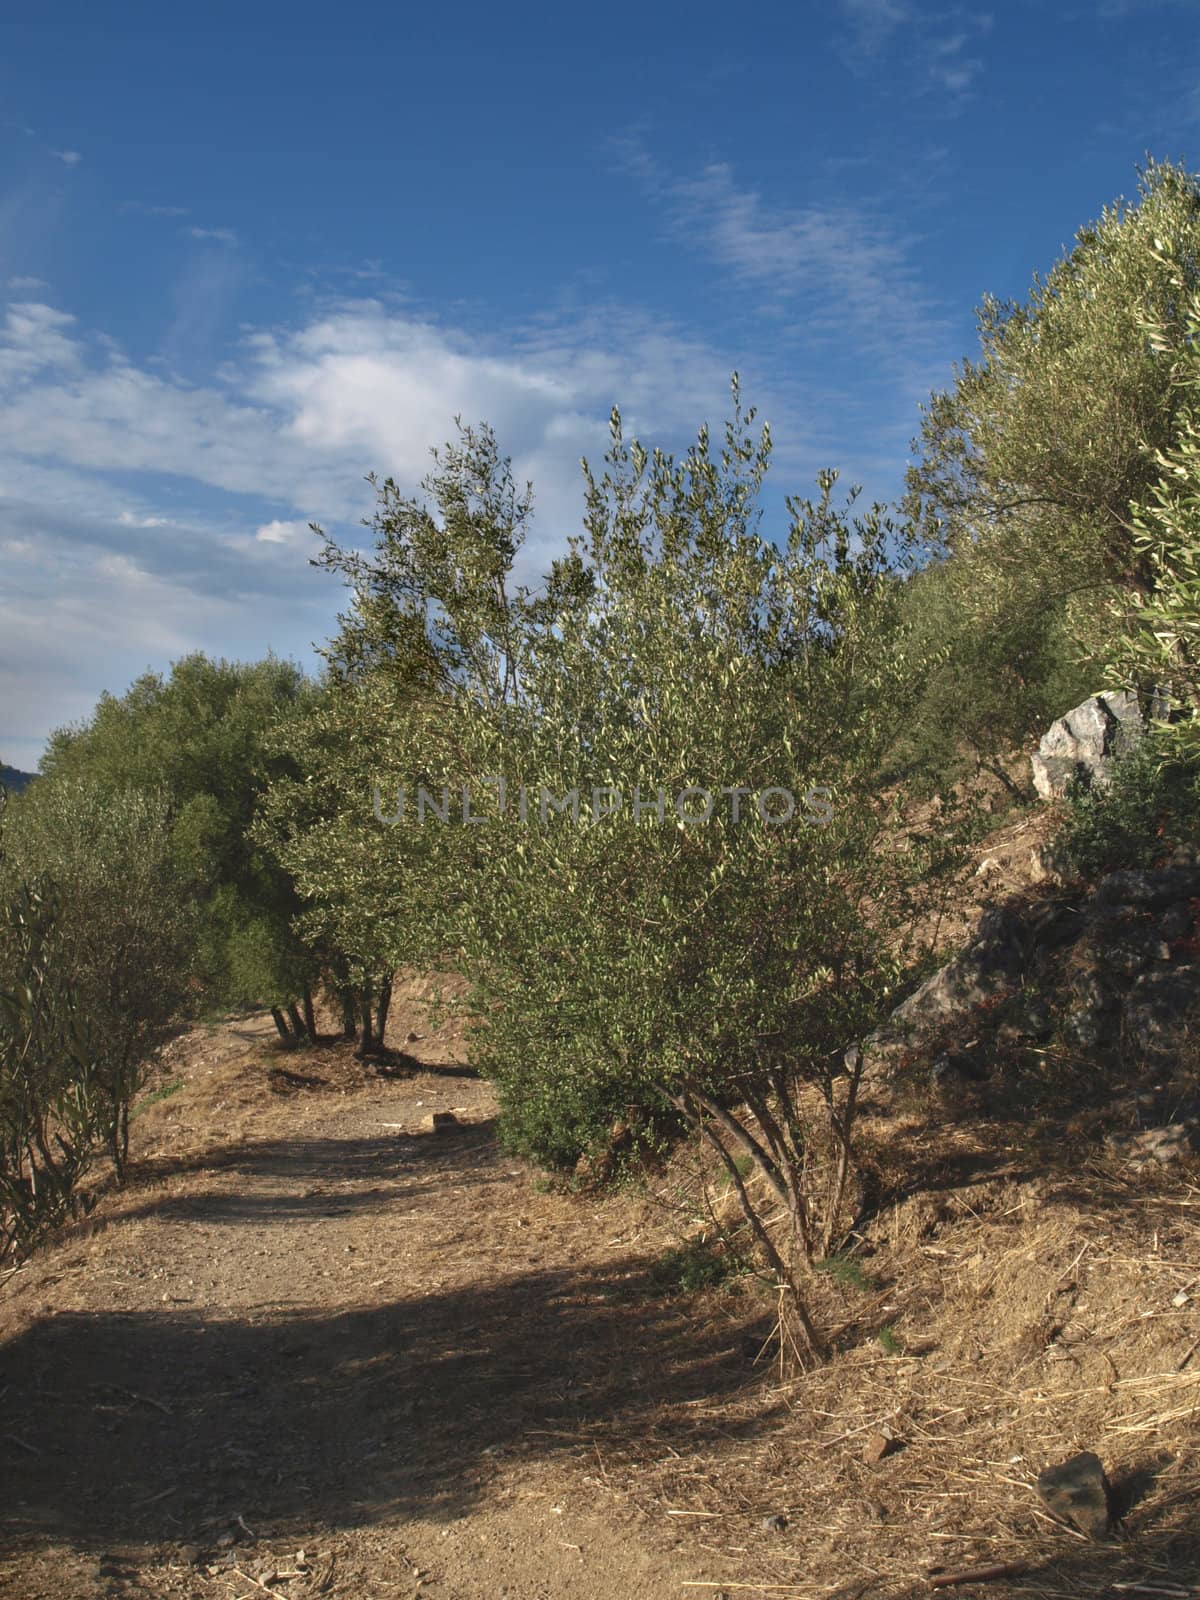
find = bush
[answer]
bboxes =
[651,1238,736,1295]
[0,880,101,1260]
[1056,738,1200,878]
[0,781,196,1177]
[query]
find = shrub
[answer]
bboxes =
[0,782,195,1177]
[1056,737,1200,878]
[651,1238,737,1295]
[0,880,101,1260]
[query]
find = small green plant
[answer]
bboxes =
[129,1079,183,1120]
[814,1253,881,1294]
[876,1323,903,1356]
[652,1238,736,1294]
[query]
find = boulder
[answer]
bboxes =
[1107,1122,1199,1171]
[1065,1008,1113,1050]
[1031,691,1142,801]
[1097,866,1200,912]
[890,907,1027,1031]
[1123,966,1197,1055]
[859,907,1027,1075]
[1097,927,1172,977]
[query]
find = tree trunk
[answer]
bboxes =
[676,1087,829,1367]
[287,1002,308,1042]
[340,992,357,1040]
[108,1101,129,1183]
[303,987,319,1045]
[980,755,1031,806]
[357,993,375,1057]
[376,974,393,1050]
[271,1007,294,1046]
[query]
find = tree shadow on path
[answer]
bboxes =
[2,1237,761,1557]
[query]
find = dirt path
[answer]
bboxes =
[0,1006,750,1600]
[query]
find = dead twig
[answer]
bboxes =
[228,1567,289,1600]
[2,1431,41,1455]
[134,1482,177,1507]
[928,1561,1027,1589]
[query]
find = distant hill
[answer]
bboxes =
[0,763,35,794]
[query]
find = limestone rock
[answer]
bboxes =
[1031,692,1142,801]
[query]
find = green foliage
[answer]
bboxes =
[876,1323,903,1356]
[908,161,1200,600]
[310,386,967,1359]
[129,1079,183,1120]
[813,1253,880,1294]
[893,557,1094,792]
[906,160,1200,752]
[1056,737,1200,878]
[1103,276,1200,760]
[651,1238,736,1294]
[881,156,1200,823]
[0,781,196,1176]
[40,654,316,1013]
[0,877,100,1260]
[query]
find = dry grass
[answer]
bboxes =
[592,1160,1200,1599]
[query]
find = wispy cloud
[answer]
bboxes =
[186,225,238,245]
[6,275,47,291]
[50,149,82,166]
[838,0,912,56]
[925,24,987,95]
[121,200,191,218]
[836,2,992,103]
[614,140,948,381]
[254,518,313,546]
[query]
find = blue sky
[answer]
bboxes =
[2,0,1198,767]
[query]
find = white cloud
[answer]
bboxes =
[117,510,173,528]
[51,149,82,166]
[254,518,311,544]
[0,217,944,759]
[0,290,799,756]
[834,2,991,101]
[839,0,911,55]
[7,275,47,291]
[0,302,81,384]
[187,225,237,244]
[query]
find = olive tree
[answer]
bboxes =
[312,391,956,1360]
[0,782,195,1176]
[1105,275,1200,757]
[0,875,100,1260]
